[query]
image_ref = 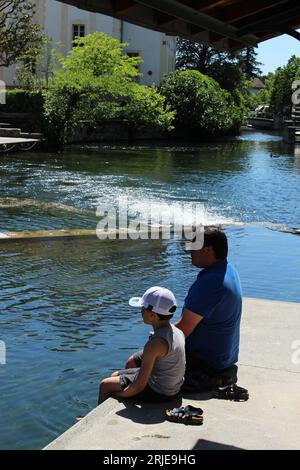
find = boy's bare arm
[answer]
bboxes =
[114,338,168,398]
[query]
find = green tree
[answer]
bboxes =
[176,39,263,97]
[160,70,246,137]
[0,0,42,67]
[236,80,260,111]
[176,38,243,93]
[15,36,63,91]
[269,56,300,113]
[256,72,275,106]
[237,47,262,79]
[44,33,174,144]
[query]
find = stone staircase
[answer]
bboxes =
[0,121,43,140]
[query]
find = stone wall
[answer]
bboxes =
[69,121,167,143]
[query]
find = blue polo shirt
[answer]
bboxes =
[184,260,242,370]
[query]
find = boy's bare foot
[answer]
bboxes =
[75,415,85,422]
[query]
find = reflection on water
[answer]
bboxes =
[0,132,299,232]
[0,131,300,449]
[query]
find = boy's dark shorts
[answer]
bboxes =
[118,366,178,403]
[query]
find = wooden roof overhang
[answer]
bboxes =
[58,0,300,51]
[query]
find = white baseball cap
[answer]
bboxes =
[129,286,177,316]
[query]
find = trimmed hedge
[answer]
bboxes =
[1,89,44,115]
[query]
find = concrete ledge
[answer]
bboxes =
[45,298,300,450]
[0,229,98,243]
[0,228,187,243]
[0,137,41,144]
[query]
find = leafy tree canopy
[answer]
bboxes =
[15,36,63,91]
[237,47,262,80]
[0,0,43,67]
[176,39,262,93]
[269,55,300,113]
[160,70,246,136]
[254,56,300,113]
[44,33,175,144]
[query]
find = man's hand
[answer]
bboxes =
[175,308,203,337]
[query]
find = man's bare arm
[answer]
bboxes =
[175,308,203,337]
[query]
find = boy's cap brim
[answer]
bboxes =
[129,287,177,315]
[129,297,144,308]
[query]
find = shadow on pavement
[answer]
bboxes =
[115,395,182,424]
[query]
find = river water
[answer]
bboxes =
[0,130,299,449]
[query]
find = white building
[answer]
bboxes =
[0,0,176,87]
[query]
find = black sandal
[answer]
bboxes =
[165,405,204,425]
[213,384,249,401]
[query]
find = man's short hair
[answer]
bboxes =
[204,228,228,260]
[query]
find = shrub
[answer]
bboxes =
[1,89,44,115]
[43,33,174,144]
[160,70,246,136]
[122,84,174,132]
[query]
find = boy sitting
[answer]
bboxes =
[99,286,186,404]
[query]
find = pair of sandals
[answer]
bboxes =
[165,405,204,425]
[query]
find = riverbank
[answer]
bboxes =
[45,297,300,450]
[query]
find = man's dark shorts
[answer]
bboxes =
[182,354,238,393]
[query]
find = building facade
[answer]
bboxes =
[0,0,176,87]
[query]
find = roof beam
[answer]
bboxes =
[114,0,137,13]
[136,0,258,46]
[175,0,240,14]
[284,28,300,41]
[57,0,300,51]
[155,11,177,26]
[237,4,300,35]
[197,0,240,13]
[59,0,113,14]
[220,0,289,24]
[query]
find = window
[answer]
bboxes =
[127,52,140,59]
[126,52,141,81]
[72,24,85,46]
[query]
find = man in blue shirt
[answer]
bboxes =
[176,228,248,399]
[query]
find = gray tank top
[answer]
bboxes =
[148,324,186,396]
